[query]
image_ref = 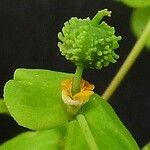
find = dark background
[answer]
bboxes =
[0,0,150,148]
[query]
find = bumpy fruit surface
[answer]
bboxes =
[58,9,121,69]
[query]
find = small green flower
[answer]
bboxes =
[1,9,139,150]
[58,9,121,69]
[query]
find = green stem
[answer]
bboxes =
[77,114,99,150]
[0,99,9,114]
[71,65,84,95]
[102,19,150,101]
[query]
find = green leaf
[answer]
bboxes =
[4,69,73,130]
[120,0,150,8]
[14,69,72,82]
[131,7,150,49]
[0,128,63,150]
[142,142,150,150]
[0,99,8,114]
[64,94,140,150]
[81,94,140,150]
[64,120,89,150]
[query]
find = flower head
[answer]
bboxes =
[58,9,121,69]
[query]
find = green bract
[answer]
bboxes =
[0,128,64,150]
[80,94,139,150]
[58,9,121,69]
[4,69,73,130]
[131,7,150,49]
[65,94,139,150]
[2,84,140,150]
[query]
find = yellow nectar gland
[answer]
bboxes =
[61,79,95,106]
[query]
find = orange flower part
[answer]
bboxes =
[61,79,95,106]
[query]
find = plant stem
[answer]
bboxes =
[71,65,84,95]
[102,19,150,101]
[77,114,99,150]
